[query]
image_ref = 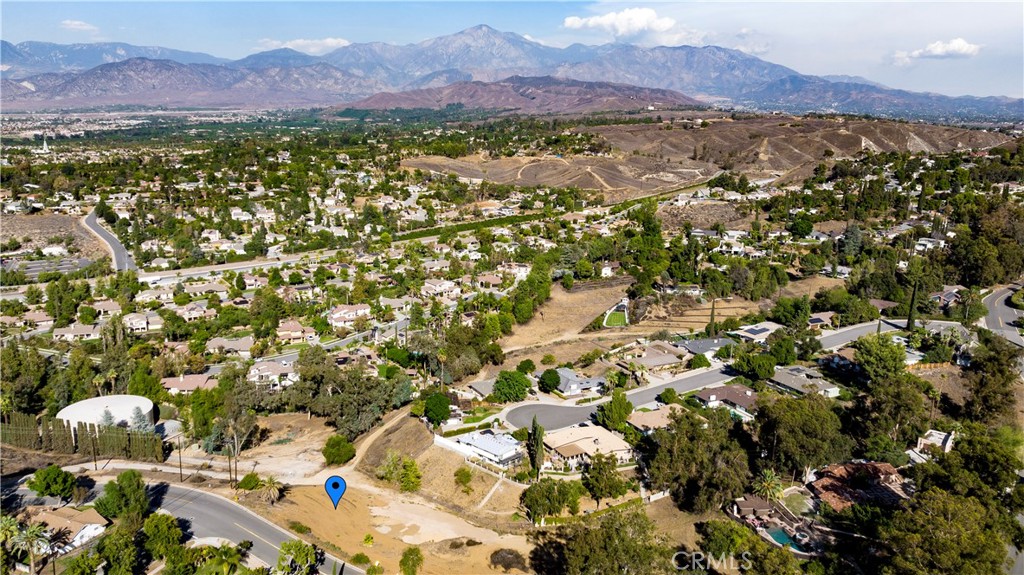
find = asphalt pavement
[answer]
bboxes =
[10,485,363,575]
[83,209,137,272]
[506,318,909,431]
[983,285,1024,347]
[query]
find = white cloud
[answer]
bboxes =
[893,37,981,66]
[60,19,98,33]
[257,37,351,55]
[731,27,770,56]
[564,8,676,38]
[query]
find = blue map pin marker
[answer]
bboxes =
[324,475,347,509]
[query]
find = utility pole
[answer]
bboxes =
[177,435,183,482]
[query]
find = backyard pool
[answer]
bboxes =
[766,527,807,552]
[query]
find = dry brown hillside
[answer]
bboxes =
[403,116,1012,201]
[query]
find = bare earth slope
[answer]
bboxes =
[405,116,1013,197]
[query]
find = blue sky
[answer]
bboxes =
[3,1,1021,98]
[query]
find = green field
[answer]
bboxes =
[605,311,628,327]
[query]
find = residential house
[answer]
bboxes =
[248,361,299,391]
[679,337,731,360]
[327,303,372,329]
[599,261,621,278]
[807,311,836,331]
[695,385,760,422]
[422,278,460,300]
[625,341,690,372]
[538,367,605,396]
[929,285,966,309]
[497,262,531,282]
[23,310,54,329]
[732,494,773,518]
[137,288,175,303]
[730,321,786,344]
[277,319,317,344]
[206,336,255,358]
[905,429,956,464]
[161,374,217,395]
[122,311,164,333]
[626,404,682,434]
[809,462,910,512]
[455,431,524,467]
[543,425,633,469]
[179,303,217,323]
[30,507,108,554]
[770,365,840,398]
[468,378,496,400]
[91,299,122,318]
[52,323,100,342]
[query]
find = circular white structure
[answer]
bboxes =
[56,394,154,430]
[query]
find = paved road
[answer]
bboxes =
[507,367,732,429]
[984,285,1024,347]
[83,209,137,272]
[9,484,363,575]
[506,319,911,431]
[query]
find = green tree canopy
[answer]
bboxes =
[493,370,531,403]
[26,465,76,502]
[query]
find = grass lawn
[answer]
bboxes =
[463,405,501,424]
[783,492,812,515]
[605,311,628,327]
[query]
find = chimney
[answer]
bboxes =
[745,390,752,396]
[709,394,717,401]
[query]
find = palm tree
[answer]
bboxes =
[0,515,20,548]
[256,476,284,505]
[206,544,242,575]
[752,468,784,503]
[11,523,50,574]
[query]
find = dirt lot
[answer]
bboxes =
[356,416,434,475]
[0,214,107,260]
[657,201,751,233]
[646,497,729,551]
[498,283,630,353]
[778,276,846,299]
[253,483,532,575]
[636,295,764,333]
[912,364,969,409]
[0,445,90,479]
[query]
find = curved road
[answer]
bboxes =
[505,319,907,431]
[83,209,136,272]
[10,484,363,575]
[983,285,1024,348]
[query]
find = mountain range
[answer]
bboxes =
[2,25,1021,121]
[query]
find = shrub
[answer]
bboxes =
[288,521,311,534]
[351,553,371,566]
[540,354,556,365]
[237,472,261,490]
[322,435,356,465]
[400,459,422,492]
[516,359,536,374]
[455,467,473,494]
[689,354,711,369]
[27,465,76,501]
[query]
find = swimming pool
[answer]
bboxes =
[766,527,806,552]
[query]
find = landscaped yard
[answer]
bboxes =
[463,405,501,424]
[605,311,627,327]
